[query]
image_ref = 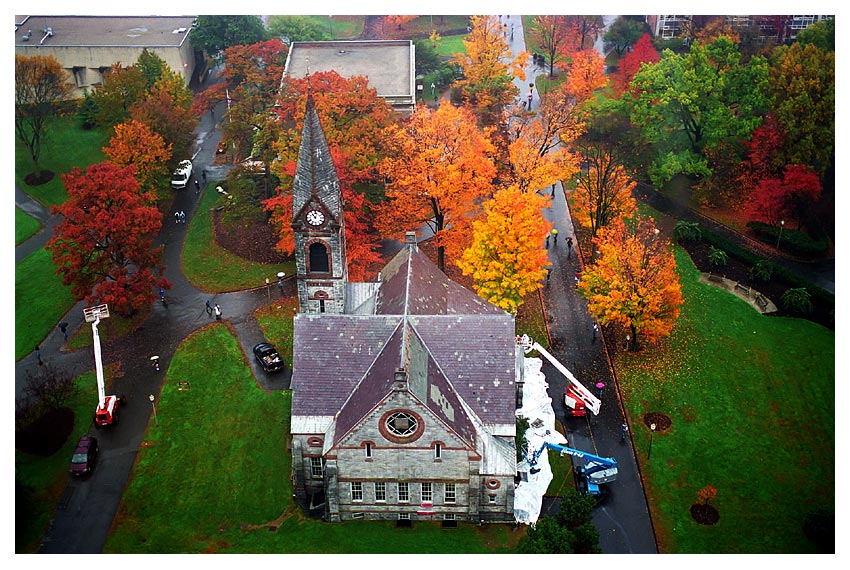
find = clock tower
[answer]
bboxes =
[291,90,348,314]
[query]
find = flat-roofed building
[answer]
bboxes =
[283,40,415,115]
[14,15,198,98]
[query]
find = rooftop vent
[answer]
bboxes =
[22,29,31,41]
[173,27,187,34]
[40,27,53,45]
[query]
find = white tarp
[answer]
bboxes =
[513,357,568,525]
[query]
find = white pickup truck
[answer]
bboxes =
[171,160,193,189]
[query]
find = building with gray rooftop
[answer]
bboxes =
[14,15,198,99]
[289,93,518,522]
[283,40,415,116]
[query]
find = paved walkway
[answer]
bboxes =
[17,72,290,554]
[507,15,658,553]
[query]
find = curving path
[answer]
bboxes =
[17,73,289,554]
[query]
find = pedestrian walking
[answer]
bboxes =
[596,382,605,399]
[527,91,533,109]
[545,232,550,248]
[621,423,629,442]
[551,183,556,196]
[202,170,207,184]
[430,82,436,97]
[205,299,213,315]
[35,344,42,365]
[59,322,68,341]
[567,236,573,259]
[592,323,598,342]
[194,179,201,194]
[179,210,186,224]
[551,228,558,243]
[574,271,580,287]
[174,210,180,224]
[159,287,166,304]
[214,304,222,321]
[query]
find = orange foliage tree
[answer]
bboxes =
[508,118,580,194]
[578,217,683,350]
[453,15,528,125]
[564,49,608,103]
[457,186,551,314]
[571,149,637,237]
[103,119,171,198]
[375,101,497,272]
[129,72,198,168]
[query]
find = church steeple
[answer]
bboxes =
[291,87,348,315]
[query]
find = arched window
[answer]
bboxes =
[309,242,330,273]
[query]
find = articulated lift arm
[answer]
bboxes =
[518,335,601,415]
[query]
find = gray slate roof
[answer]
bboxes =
[292,246,516,432]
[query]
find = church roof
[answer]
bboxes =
[291,244,516,434]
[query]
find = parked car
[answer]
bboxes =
[69,436,98,476]
[253,342,284,372]
[171,160,193,189]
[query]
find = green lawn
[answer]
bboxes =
[181,184,294,293]
[254,295,298,368]
[16,207,42,245]
[434,33,468,57]
[403,15,471,35]
[15,116,110,207]
[304,15,364,39]
[618,247,834,553]
[16,371,101,553]
[105,324,519,553]
[15,248,77,361]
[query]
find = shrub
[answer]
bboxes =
[750,259,775,282]
[707,246,728,268]
[746,221,829,258]
[782,287,813,314]
[696,484,717,505]
[674,220,701,242]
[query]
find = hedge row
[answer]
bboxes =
[746,221,829,257]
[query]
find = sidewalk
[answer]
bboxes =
[508,15,658,553]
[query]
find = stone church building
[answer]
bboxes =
[290,93,520,522]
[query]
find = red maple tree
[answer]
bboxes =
[47,163,168,316]
[745,164,821,228]
[614,33,660,96]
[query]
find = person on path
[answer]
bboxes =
[621,423,629,442]
[179,211,186,224]
[159,287,166,304]
[205,299,213,315]
[174,210,180,224]
[592,323,598,342]
[35,345,42,365]
[527,91,533,109]
[214,304,222,321]
[194,179,200,194]
[202,170,207,184]
[567,236,573,259]
[551,183,556,196]
[551,228,558,243]
[430,82,436,98]
[545,232,550,248]
[59,322,68,341]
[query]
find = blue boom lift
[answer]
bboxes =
[528,439,618,496]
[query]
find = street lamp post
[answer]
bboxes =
[149,394,158,426]
[776,220,785,250]
[648,422,657,459]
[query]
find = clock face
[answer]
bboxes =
[306,209,325,226]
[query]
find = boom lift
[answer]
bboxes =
[528,438,618,496]
[518,334,601,416]
[84,304,124,427]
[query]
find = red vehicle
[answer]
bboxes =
[69,436,99,476]
[85,304,124,427]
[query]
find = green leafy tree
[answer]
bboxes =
[135,48,168,90]
[603,17,650,56]
[796,18,834,52]
[769,42,834,174]
[91,63,147,129]
[267,15,331,42]
[628,37,771,189]
[517,491,600,553]
[412,39,442,76]
[15,54,74,179]
[77,92,99,130]
[190,15,268,57]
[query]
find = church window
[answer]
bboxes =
[309,242,330,273]
[364,442,372,458]
[421,482,432,503]
[375,482,386,502]
[443,513,456,520]
[310,457,323,478]
[434,443,442,460]
[398,482,409,502]
[386,411,418,437]
[351,481,363,502]
[488,494,497,504]
[445,483,456,503]
[398,513,411,520]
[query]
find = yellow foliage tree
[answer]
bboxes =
[458,186,552,314]
[578,217,683,349]
[453,15,529,125]
[376,101,497,272]
[570,150,637,237]
[509,118,580,194]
